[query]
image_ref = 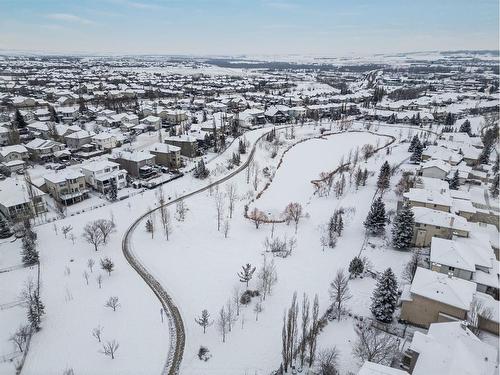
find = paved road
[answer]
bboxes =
[121,128,274,375]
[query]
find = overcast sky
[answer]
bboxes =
[0,0,498,56]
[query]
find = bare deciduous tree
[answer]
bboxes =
[96,274,103,289]
[225,183,238,218]
[308,294,320,367]
[352,323,399,365]
[329,269,352,320]
[222,218,230,238]
[283,202,304,232]
[248,207,267,229]
[61,225,73,239]
[105,296,120,311]
[232,286,241,316]
[468,297,494,336]
[101,340,119,359]
[217,306,229,343]
[92,325,103,342]
[257,256,278,300]
[237,263,256,287]
[159,206,172,240]
[317,347,339,375]
[100,257,114,276]
[94,219,116,244]
[254,301,263,321]
[175,199,188,221]
[299,293,310,367]
[83,271,89,285]
[82,221,105,251]
[9,325,30,352]
[87,258,95,273]
[214,189,225,231]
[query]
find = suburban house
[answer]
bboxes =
[238,108,266,129]
[44,170,89,205]
[421,145,462,165]
[109,150,156,179]
[162,110,188,125]
[0,144,29,172]
[92,133,118,151]
[401,322,497,375]
[0,177,47,221]
[403,188,452,213]
[164,135,198,158]
[25,138,66,160]
[140,115,162,130]
[400,267,476,328]
[80,160,127,194]
[430,237,499,303]
[418,159,452,180]
[265,105,290,123]
[148,143,181,170]
[64,130,95,151]
[412,207,471,247]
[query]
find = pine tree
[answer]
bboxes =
[336,214,343,236]
[370,268,398,323]
[22,236,39,266]
[238,139,247,154]
[28,290,45,331]
[391,203,415,249]
[364,197,386,235]
[410,142,423,164]
[13,109,26,128]
[493,154,499,175]
[449,170,460,190]
[490,173,499,198]
[362,169,368,186]
[0,216,12,238]
[377,161,391,191]
[408,135,420,152]
[459,119,472,136]
[348,257,364,278]
[237,263,256,287]
[48,105,60,123]
[108,179,118,201]
[193,159,209,179]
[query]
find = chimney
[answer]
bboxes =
[449,216,455,228]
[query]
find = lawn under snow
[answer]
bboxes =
[0,122,434,374]
[129,125,418,374]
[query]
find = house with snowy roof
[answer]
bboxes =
[400,321,497,374]
[400,267,476,328]
[0,177,47,221]
[403,188,452,213]
[109,150,156,179]
[44,169,89,205]
[358,362,408,375]
[412,206,470,247]
[418,159,452,180]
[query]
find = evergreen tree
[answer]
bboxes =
[444,112,455,126]
[27,289,45,331]
[408,135,420,152]
[108,179,118,201]
[459,119,472,136]
[193,159,209,179]
[493,154,499,175]
[377,161,391,191]
[490,173,499,198]
[348,257,364,278]
[48,105,60,123]
[391,203,415,249]
[13,109,26,128]
[410,142,423,164]
[364,197,386,235]
[362,169,368,186]
[22,236,39,266]
[238,139,247,154]
[370,268,398,323]
[0,216,12,238]
[449,170,460,190]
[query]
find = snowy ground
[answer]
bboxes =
[128,124,420,374]
[0,121,444,374]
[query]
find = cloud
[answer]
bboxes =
[108,0,167,10]
[46,13,94,25]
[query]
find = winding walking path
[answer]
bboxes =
[121,123,434,374]
[121,128,275,374]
